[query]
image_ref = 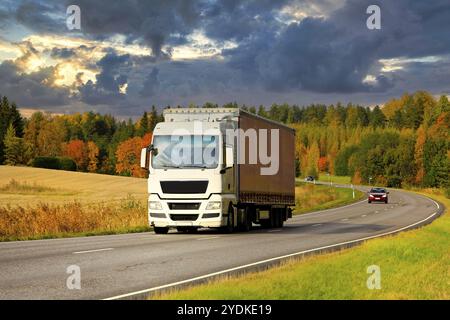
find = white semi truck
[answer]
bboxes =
[140,108,295,234]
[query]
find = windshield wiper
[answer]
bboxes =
[182,164,209,168]
[162,165,181,169]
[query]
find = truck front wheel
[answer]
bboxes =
[154,227,169,234]
[223,205,235,233]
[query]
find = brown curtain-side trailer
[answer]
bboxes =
[237,110,296,207]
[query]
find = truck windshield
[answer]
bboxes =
[151,135,219,169]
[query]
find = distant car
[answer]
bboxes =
[305,176,315,182]
[368,187,389,203]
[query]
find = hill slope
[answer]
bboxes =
[0,166,147,206]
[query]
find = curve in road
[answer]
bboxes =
[0,188,443,300]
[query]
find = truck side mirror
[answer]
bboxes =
[225,145,234,169]
[140,147,149,169]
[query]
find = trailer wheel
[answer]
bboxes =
[154,227,169,234]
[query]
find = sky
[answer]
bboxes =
[0,0,450,117]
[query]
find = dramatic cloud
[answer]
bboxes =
[78,51,131,105]
[0,60,70,106]
[0,0,449,115]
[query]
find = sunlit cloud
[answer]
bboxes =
[379,56,443,72]
[170,30,238,60]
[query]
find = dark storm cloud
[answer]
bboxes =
[10,0,202,56]
[140,67,160,97]
[78,51,131,105]
[15,0,65,33]
[221,0,450,93]
[66,0,202,57]
[0,60,69,107]
[200,0,289,41]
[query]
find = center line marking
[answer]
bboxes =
[73,248,114,254]
[197,236,220,241]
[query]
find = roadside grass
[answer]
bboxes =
[0,198,149,242]
[294,183,364,215]
[155,190,449,300]
[317,174,352,185]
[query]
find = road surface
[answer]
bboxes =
[0,187,442,299]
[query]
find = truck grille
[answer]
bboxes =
[168,203,201,210]
[160,181,208,194]
[170,214,199,221]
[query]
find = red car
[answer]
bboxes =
[368,187,389,204]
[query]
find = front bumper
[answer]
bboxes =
[148,194,227,228]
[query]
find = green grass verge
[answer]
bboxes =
[155,190,449,300]
[317,174,352,185]
[294,183,365,215]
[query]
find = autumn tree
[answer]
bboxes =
[115,133,152,178]
[414,126,426,185]
[86,141,99,172]
[63,140,86,171]
[37,117,67,156]
[317,156,329,173]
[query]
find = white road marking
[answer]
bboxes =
[104,198,441,300]
[341,218,349,222]
[361,214,367,217]
[73,248,114,254]
[312,224,322,227]
[268,229,282,233]
[196,236,220,241]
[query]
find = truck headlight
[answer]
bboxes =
[206,201,221,210]
[149,201,162,210]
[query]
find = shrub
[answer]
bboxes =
[32,157,60,170]
[58,157,77,171]
[31,156,77,171]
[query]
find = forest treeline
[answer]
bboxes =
[0,90,448,188]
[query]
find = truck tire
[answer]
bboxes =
[223,205,235,233]
[154,227,169,234]
[241,207,252,232]
[277,209,284,228]
[273,208,283,228]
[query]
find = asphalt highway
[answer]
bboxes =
[0,187,442,299]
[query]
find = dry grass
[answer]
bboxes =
[0,198,148,241]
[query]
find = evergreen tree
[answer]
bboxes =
[4,123,31,166]
[369,105,386,128]
[137,112,149,136]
